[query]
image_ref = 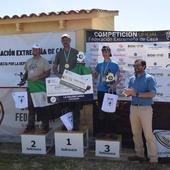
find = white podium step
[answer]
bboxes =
[21,128,54,155]
[54,127,88,157]
[95,135,121,158]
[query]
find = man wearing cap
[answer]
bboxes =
[20,44,50,132]
[53,33,81,130]
[53,33,78,77]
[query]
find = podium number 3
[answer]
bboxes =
[31,140,36,147]
[104,145,110,152]
[66,138,71,145]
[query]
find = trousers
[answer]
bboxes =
[130,105,158,162]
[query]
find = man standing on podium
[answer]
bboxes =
[53,33,81,130]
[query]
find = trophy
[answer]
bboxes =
[105,72,115,83]
[77,51,85,63]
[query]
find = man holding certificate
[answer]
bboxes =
[53,33,81,130]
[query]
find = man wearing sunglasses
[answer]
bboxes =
[122,59,158,170]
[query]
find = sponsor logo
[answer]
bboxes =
[148,43,162,49]
[154,130,170,149]
[116,44,126,52]
[50,96,57,103]
[113,53,125,57]
[128,53,143,59]
[127,44,144,48]
[154,62,157,66]
[149,73,163,77]
[147,54,164,57]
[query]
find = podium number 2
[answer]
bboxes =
[104,145,110,152]
[31,140,36,147]
[66,138,71,145]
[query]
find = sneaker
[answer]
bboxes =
[148,162,158,170]
[40,124,49,133]
[40,128,49,133]
[128,155,146,162]
[24,125,35,133]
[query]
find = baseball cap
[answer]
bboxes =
[61,33,71,39]
[32,44,41,49]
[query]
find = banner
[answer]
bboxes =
[154,130,170,157]
[86,30,170,102]
[0,31,76,139]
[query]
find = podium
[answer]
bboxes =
[21,129,54,155]
[54,127,88,157]
[95,135,121,158]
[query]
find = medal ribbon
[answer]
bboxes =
[64,48,71,63]
[101,60,110,76]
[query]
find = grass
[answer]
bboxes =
[0,153,170,170]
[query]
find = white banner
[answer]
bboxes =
[86,30,170,102]
[0,32,76,139]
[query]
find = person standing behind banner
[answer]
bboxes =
[19,44,51,132]
[53,33,81,130]
[93,46,121,137]
[122,59,158,170]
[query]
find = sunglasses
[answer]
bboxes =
[133,64,142,67]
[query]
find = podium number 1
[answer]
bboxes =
[66,138,71,145]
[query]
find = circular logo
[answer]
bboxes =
[0,101,5,125]
[50,96,56,103]
[154,130,170,149]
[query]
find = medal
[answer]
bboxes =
[64,48,71,69]
[65,63,69,68]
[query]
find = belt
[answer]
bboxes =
[131,104,151,106]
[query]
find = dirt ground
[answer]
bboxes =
[0,153,170,170]
[0,145,170,170]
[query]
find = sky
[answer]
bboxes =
[0,0,169,31]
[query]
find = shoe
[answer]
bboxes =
[148,162,158,170]
[72,127,79,131]
[95,132,105,138]
[61,125,67,131]
[105,133,113,138]
[24,125,35,133]
[128,155,146,162]
[40,126,49,133]
[41,122,49,133]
